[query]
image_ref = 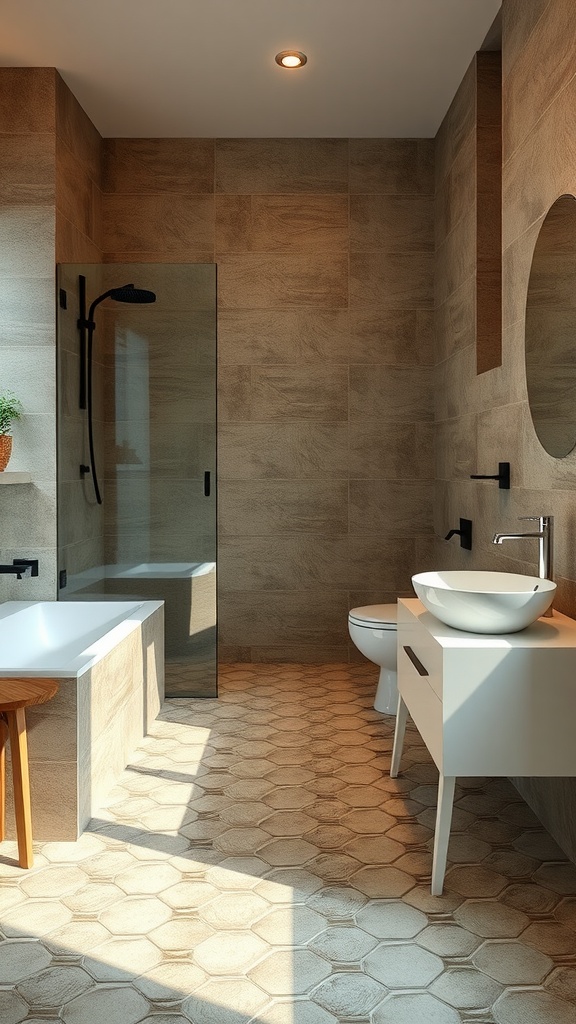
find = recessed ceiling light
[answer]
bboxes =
[275,50,307,69]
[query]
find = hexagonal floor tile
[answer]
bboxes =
[309,926,378,964]
[249,949,331,995]
[253,906,326,945]
[61,984,150,1024]
[16,965,93,1010]
[365,942,443,988]
[430,968,503,1010]
[0,941,52,984]
[83,937,162,980]
[454,899,529,939]
[373,992,461,1024]
[417,924,480,957]
[493,989,576,1024]
[199,891,270,930]
[473,940,553,985]
[134,960,206,1001]
[356,900,427,939]
[193,931,268,974]
[310,973,385,1016]
[100,896,172,935]
[182,978,269,1024]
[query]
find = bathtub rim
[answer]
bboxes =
[0,599,164,678]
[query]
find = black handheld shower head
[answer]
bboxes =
[108,284,157,304]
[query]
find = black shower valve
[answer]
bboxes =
[445,518,473,551]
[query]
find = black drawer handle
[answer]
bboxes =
[204,470,211,497]
[403,645,429,677]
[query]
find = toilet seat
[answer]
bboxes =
[348,604,397,630]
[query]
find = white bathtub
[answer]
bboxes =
[106,562,215,580]
[0,600,160,677]
[0,600,164,841]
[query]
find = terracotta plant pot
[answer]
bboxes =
[0,434,13,472]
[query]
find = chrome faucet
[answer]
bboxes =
[493,516,554,616]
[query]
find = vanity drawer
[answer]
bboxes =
[398,641,443,770]
[397,617,443,699]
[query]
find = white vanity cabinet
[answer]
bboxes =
[391,598,576,894]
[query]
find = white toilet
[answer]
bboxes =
[348,604,398,715]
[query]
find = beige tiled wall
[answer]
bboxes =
[102,138,435,661]
[434,0,576,861]
[0,69,58,601]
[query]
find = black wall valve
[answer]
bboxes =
[445,518,473,551]
[470,462,510,490]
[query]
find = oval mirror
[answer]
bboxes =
[525,194,576,458]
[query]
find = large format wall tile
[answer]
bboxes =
[218,309,350,365]
[215,138,349,193]
[349,366,433,422]
[350,139,434,195]
[103,138,214,193]
[103,194,214,258]
[218,252,349,308]
[350,253,433,308]
[219,481,349,537]
[350,196,434,253]
[216,195,349,252]
[219,422,349,479]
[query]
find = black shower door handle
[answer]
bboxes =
[204,471,211,497]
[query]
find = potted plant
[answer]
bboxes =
[0,391,23,471]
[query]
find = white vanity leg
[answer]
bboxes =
[431,774,456,896]
[390,695,408,778]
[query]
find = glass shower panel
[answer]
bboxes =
[57,263,217,698]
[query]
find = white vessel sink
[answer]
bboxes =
[412,570,556,634]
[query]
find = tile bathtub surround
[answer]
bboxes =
[1,663,576,1022]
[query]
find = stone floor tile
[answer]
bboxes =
[501,882,560,914]
[445,865,507,898]
[260,999,338,1024]
[1,898,73,937]
[350,865,415,897]
[373,992,461,1024]
[0,990,27,1024]
[308,924,378,963]
[306,885,368,921]
[521,920,576,955]
[100,896,172,935]
[160,881,218,910]
[134,960,206,1001]
[16,965,93,1009]
[533,862,576,895]
[42,921,112,957]
[310,972,385,1016]
[249,949,331,995]
[199,891,270,930]
[253,906,325,945]
[545,966,576,1006]
[493,989,576,1024]
[193,931,268,974]
[259,839,318,866]
[365,941,443,987]
[430,968,503,1010]
[115,862,181,895]
[83,936,162,980]
[473,939,553,984]
[255,869,324,904]
[417,923,481,956]
[454,899,529,938]
[149,918,215,954]
[0,941,52,984]
[61,984,150,1024]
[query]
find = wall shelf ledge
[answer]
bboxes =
[0,472,32,485]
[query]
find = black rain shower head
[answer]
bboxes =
[108,284,157,304]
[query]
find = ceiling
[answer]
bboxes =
[0,0,502,138]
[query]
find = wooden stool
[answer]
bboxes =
[0,677,59,869]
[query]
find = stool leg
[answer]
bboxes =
[0,717,7,842]
[7,709,33,869]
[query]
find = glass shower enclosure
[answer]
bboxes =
[56,264,217,697]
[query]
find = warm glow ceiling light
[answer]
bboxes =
[275,50,307,69]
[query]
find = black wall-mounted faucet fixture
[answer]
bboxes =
[445,518,473,551]
[470,462,511,490]
[0,559,39,579]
